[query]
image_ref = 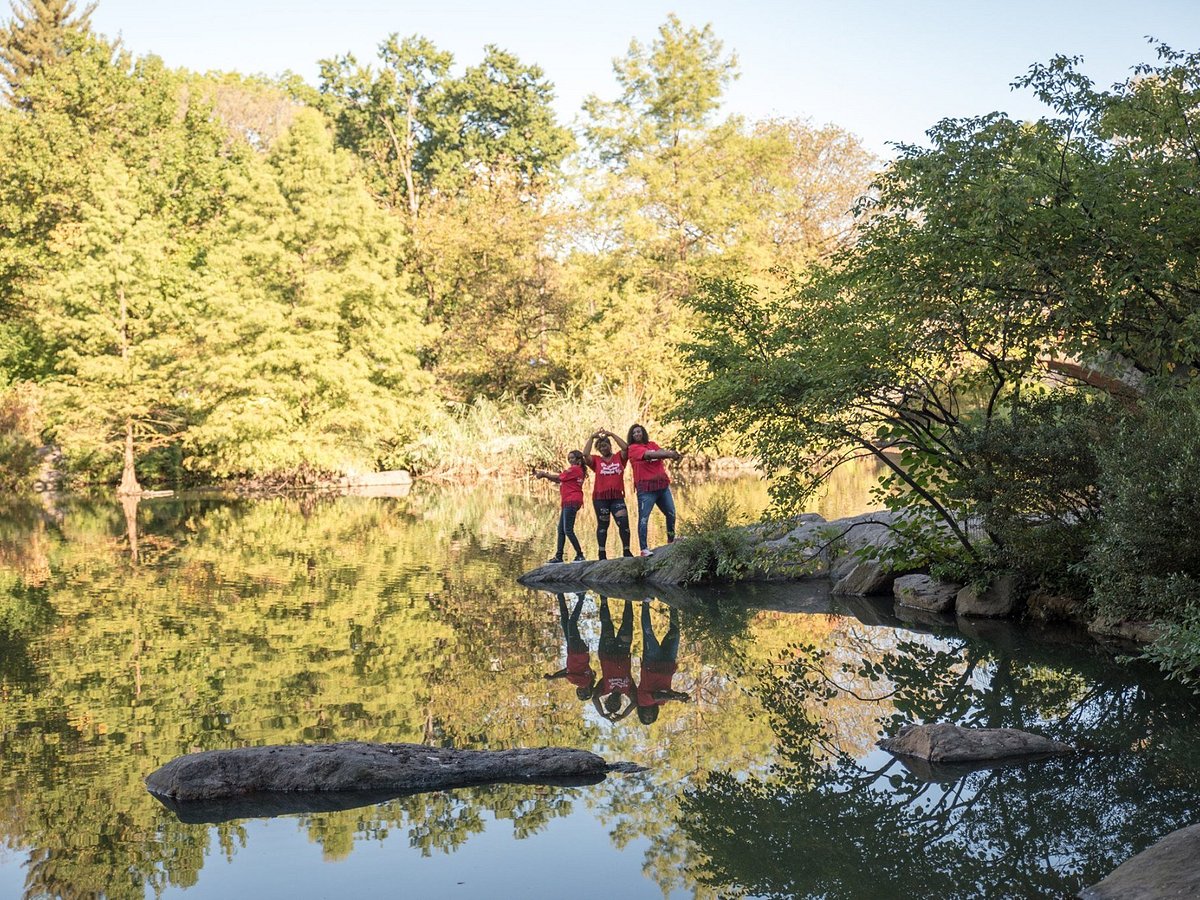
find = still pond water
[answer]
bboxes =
[2,471,1200,899]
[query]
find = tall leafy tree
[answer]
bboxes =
[317,34,453,216]
[0,35,232,490]
[190,109,434,479]
[36,160,200,495]
[0,0,95,106]
[576,17,874,401]
[320,37,575,400]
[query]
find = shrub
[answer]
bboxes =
[1089,385,1200,624]
[679,490,754,583]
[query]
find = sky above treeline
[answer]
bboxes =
[88,0,1200,157]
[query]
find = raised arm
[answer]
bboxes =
[582,432,598,467]
[604,429,629,452]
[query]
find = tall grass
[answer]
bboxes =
[408,383,679,478]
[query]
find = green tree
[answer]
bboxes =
[0,36,231,489]
[317,34,454,216]
[188,109,434,479]
[0,0,95,106]
[676,44,1200,573]
[575,18,874,402]
[36,159,201,494]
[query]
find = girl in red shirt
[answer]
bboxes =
[532,450,588,563]
[544,592,595,700]
[582,429,633,559]
[626,423,683,556]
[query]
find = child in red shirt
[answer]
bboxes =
[582,429,633,559]
[544,592,595,700]
[533,450,588,563]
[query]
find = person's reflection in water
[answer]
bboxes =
[637,601,689,725]
[544,592,595,700]
[594,597,636,721]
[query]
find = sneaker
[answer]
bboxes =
[573,553,586,562]
[622,549,633,558]
[639,549,654,558]
[597,550,607,560]
[547,557,563,564]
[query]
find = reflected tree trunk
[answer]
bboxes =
[121,493,140,565]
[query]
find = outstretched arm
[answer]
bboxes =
[641,448,683,461]
[531,468,562,483]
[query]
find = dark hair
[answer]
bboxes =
[604,692,623,713]
[568,449,587,473]
[627,423,649,445]
[596,436,612,452]
[637,704,660,724]
[575,685,594,701]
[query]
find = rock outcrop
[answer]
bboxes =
[894,574,961,613]
[519,509,913,592]
[956,574,1019,618]
[878,722,1072,764]
[1080,823,1200,899]
[146,742,614,801]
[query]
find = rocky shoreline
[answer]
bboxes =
[520,509,1155,647]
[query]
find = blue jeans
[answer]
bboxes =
[555,505,583,559]
[636,487,676,552]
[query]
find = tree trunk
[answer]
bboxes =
[116,420,142,497]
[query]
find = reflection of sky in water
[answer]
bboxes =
[156,797,682,900]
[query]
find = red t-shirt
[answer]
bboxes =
[590,453,627,500]
[559,464,585,508]
[566,649,593,688]
[627,442,670,493]
[599,653,633,695]
[637,660,678,707]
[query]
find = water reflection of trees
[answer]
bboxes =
[0,485,823,899]
[679,627,1200,899]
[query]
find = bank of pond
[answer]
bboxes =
[0,482,1197,898]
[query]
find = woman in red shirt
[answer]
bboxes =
[593,596,636,721]
[636,601,689,724]
[532,450,588,563]
[582,429,633,560]
[626,424,683,557]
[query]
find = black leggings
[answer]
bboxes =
[593,497,631,555]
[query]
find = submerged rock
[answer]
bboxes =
[146,741,613,801]
[1088,616,1161,645]
[878,722,1072,763]
[1080,823,1200,899]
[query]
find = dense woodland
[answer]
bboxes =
[3,2,1200,683]
[0,1,874,492]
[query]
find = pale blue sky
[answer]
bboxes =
[88,0,1200,156]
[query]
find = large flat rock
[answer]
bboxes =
[878,722,1072,763]
[146,742,613,801]
[1080,823,1200,899]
